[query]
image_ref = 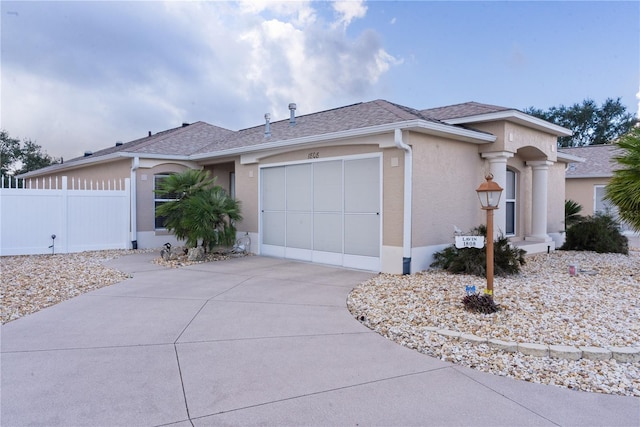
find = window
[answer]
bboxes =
[229,172,236,199]
[505,169,516,236]
[154,174,178,229]
[594,185,615,215]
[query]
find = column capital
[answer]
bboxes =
[481,151,515,161]
[526,160,553,169]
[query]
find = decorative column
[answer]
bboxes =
[526,160,553,242]
[481,152,514,239]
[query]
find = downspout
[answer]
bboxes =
[394,129,412,275]
[130,157,139,249]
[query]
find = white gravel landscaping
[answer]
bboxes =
[347,249,640,397]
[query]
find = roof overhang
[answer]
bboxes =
[556,152,586,164]
[443,110,573,137]
[18,152,192,178]
[191,119,496,164]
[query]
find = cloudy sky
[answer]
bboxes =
[2,1,638,161]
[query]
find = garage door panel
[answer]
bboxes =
[313,213,342,253]
[345,158,379,213]
[313,160,342,212]
[344,214,380,257]
[262,211,285,246]
[286,164,312,211]
[286,212,312,249]
[262,167,285,211]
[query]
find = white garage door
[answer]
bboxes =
[260,156,381,271]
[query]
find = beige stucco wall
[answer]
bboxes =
[234,161,259,233]
[566,177,609,216]
[476,122,558,162]
[409,132,485,247]
[21,159,132,189]
[203,161,235,194]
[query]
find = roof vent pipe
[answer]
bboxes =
[115,141,123,147]
[264,113,271,138]
[84,151,93,157]
[289,103,297,126]
[148,131,152,137]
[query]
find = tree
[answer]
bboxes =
[155,169,242,250]
[0,129,59,176]
[524,98,636,147]
[605,127,640,232]
[0,130,21,176]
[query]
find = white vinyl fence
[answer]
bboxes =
[0,176,131,256]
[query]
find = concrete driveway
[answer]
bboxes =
[1,253,638,426]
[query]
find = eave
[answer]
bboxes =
[443,110,573,137]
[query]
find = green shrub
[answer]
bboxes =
[561,213,628,254]
[431,225,526,277]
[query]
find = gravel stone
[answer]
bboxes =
[347,249,640,397]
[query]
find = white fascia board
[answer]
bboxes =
[117,152,192,161]
[556,152,586,163]
[190,120,496,162]
[443,111,573,137]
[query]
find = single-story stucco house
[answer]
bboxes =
[21,99,576,274]
[560,144,621,216]
[560,144,633,232]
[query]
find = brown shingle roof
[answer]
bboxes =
[421,101,512,121]
[560,145,622,178]
[193,100,442,155]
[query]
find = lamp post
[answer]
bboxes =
[476,174,503,299]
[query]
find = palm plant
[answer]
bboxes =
[605,127,640,232]
[564,199,584,229]
[155,169,242,250]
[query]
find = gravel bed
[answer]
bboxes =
[348,249,640,397]
[1,250,149,324]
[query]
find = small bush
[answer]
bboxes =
[561,213,628,254]
[431,225,526,277]
[462,293,501,314]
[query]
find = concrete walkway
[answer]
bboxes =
[1,253,638,426]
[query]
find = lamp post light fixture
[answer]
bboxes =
[476,174,503,299]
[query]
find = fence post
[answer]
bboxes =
[60,176,69,253]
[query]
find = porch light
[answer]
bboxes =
[476,174,503,209]
[475,174,503,299]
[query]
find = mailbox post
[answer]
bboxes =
[476,174,503,299]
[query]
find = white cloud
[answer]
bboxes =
[1,0,400,159]
[332,0,367,27]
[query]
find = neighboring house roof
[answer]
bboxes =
[560,144,622,178]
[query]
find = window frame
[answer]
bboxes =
[505,169,517,236]
[154,174,178,230]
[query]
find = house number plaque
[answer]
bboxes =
[307,152,319,159]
